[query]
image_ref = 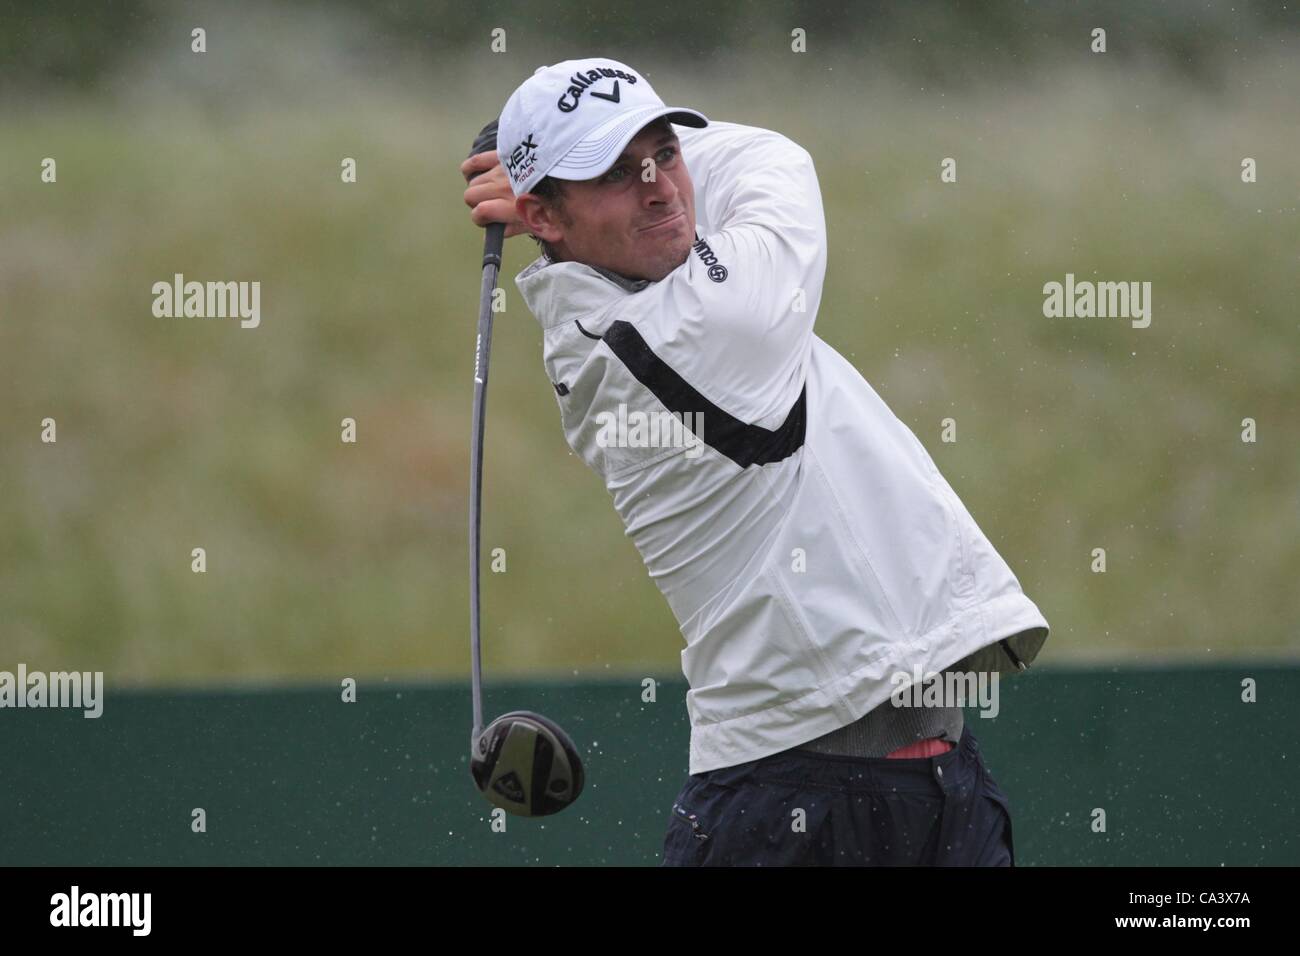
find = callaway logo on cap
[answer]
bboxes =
[497,57,709,198]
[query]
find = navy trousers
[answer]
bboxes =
[661,724,1015,866]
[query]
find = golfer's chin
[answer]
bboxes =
[632,234,694,283]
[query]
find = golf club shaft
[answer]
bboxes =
[466,118,504,750]
[469,224,505,745]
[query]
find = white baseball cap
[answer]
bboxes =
[496,57,709,198]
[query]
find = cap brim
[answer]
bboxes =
[546,105,709,183]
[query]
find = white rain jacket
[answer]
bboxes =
[514,119,1050,774]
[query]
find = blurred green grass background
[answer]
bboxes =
[1,5,1297,686]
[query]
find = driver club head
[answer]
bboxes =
[470,710,584,816]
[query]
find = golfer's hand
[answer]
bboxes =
[461,150,530,239]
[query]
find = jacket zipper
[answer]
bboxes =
[999,638,1028,671]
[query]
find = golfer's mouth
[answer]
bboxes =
[638,211,685,234]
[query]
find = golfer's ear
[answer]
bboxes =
[515,195,538,230]
[518,195,560,242]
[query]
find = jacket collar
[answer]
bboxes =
[515,254,650,330]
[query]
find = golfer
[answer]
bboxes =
[461,57,1050,865]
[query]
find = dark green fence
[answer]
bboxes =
[2,665,1294,865]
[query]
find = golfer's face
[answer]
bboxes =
[558,122,696,282]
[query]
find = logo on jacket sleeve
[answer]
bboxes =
[693,234,728,282]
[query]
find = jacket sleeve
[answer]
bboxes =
[630,126,828,425]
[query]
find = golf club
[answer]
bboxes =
[464,119,585,817]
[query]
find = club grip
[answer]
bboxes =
[468,118,499,161]
[467,119,506,265]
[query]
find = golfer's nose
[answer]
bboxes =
[639,165,679,206]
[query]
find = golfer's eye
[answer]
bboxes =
[603,165,628,184]
[656,146,678,165]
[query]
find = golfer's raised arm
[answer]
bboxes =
[654,127,827,422]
